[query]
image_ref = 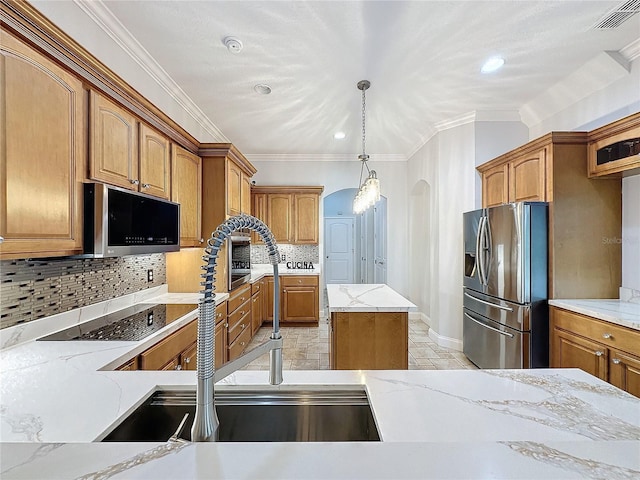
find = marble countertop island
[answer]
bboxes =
[1,288,639,479]
[326,284,417,313]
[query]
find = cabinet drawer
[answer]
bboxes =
[281,275,318,287]
[228,322,252,361]
[228,307,251,344]
[552,308,640,356]
[215,301,227,325]
[138,320,197,370]
[228,284,251,313]
[251,280,263,296]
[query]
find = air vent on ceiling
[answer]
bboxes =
[593,0,640,29]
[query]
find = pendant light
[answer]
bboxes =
[353,80,380,214]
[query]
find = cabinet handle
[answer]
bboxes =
[240,310,245,315]
[184,357,190,364]
[141,183,150,189]
[217,312,222,318]
[240,342,246,347]
[283,289,287,293]
[602,333,612,339]
[241,323,246,329]
[0,236,4,244]
[175,365,182,370]
[612,358,621,365]
[200,238,204,243]
[129,179,140,185]
[595,351,604,357]
[240,297,245,302]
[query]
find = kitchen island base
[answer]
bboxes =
[330,311,408,369]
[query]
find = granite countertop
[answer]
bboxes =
[549,298,640,331]
[327,283,417,313]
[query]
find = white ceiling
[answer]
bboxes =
[39,1,640,160]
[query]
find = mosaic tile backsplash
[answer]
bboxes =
[251,244,319,265]
[0,254,166,329]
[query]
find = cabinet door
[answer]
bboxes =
[268,194,292,243]
[161,357,181,371]
[241,172,252,215]
[481,164,508,208]
[1,32,85,258]
[90,91,138,190]
[282,285,318,323]
[215,319,228,367]
[139,123,170,199]
[251,193,267,244]
[293,193,319,244]
[552,328,608,381]
[251,292,263,335]
[508,149,546,203]
[265,276,275,322]
[227,160,242,216]
[180,342,197,371]
[609,349,640,398]
[171,145,202,247]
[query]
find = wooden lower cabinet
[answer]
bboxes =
[138,319,198,371]
[551,306,640,397]
[263,275,319,325]
[330,311,408,370]
[116,358,138,371]
[227,285,252,359]
[251,280,264,335]
[215,319,228,368]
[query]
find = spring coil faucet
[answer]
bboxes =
[191,214,283,442]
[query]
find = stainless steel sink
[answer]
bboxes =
[101,388,380,442]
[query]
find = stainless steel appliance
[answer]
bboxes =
[83,183,180,257]
[463,202,548,369]
[228,231,251,290]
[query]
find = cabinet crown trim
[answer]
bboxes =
[251,185,324,194]
[198,143,256,175]
[587,112,640,142]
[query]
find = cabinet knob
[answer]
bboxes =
[602,333,612,339]
[612,358,621,365]
[175,365,182,370]
[0,236,4,244]
[241,342,246,347]
[595,351,604,357]
[141,183,150,189]
[240,310,245,315]
[241,323,246,329]
[200,238,204,243]
[283,289,287,293]
[129,179,140,185]
[184,357,190,364]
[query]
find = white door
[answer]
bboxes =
[373,198,387,284]
[324,217,354,284]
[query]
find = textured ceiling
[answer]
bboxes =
[37,1,640,159]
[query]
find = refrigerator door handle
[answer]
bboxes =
[464,292,514,312]
[476,216,486,285]
[464,313,514,338]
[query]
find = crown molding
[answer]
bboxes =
[73,0,228,143]
[245,153,407,163]
[620,36,640,62]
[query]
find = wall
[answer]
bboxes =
[0,255,166,329]
[622,175,640,291]
[250,160,409,296]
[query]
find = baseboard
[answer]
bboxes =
[411,312,463,352]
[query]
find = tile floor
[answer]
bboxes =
[243,317,477,371]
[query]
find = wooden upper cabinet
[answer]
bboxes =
[293,193,320,243]
[268,194,293,243]
[252,193,267,244]
[251,186,324,244]
[227,160,243,216]
[588,112,640,177]
[171,144,202,247]
[90,91,138,190]
[481,164,508,208]
[0,30,85,259]
[241,173,252,215]
[139,123,170,199]
[508,148,546,203]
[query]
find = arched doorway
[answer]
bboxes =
[323,188,387,285]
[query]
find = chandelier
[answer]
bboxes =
[353,80,380,215]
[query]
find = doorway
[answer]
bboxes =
[323,189,387,285]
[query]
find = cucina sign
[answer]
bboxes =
[286,261,315,270]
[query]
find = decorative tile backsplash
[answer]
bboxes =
[0,254,166,329]
[251,244,319,265]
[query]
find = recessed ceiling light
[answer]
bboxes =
[481,56,505,74]
[334,132,346,140]
[254,84,272,95]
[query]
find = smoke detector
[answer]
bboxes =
[223,36,243,53]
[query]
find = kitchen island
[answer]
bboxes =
[327,284,417,369]
[1,288,640,479]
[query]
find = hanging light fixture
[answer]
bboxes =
[353,80,380,215]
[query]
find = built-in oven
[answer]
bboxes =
[228,231,251,291]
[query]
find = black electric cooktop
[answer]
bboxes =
[38,303,198,342]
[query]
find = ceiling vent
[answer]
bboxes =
[593,0,640,29]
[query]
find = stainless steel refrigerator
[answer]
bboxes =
[463,202,548,369]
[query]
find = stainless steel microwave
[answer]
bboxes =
[82,183,180,257]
